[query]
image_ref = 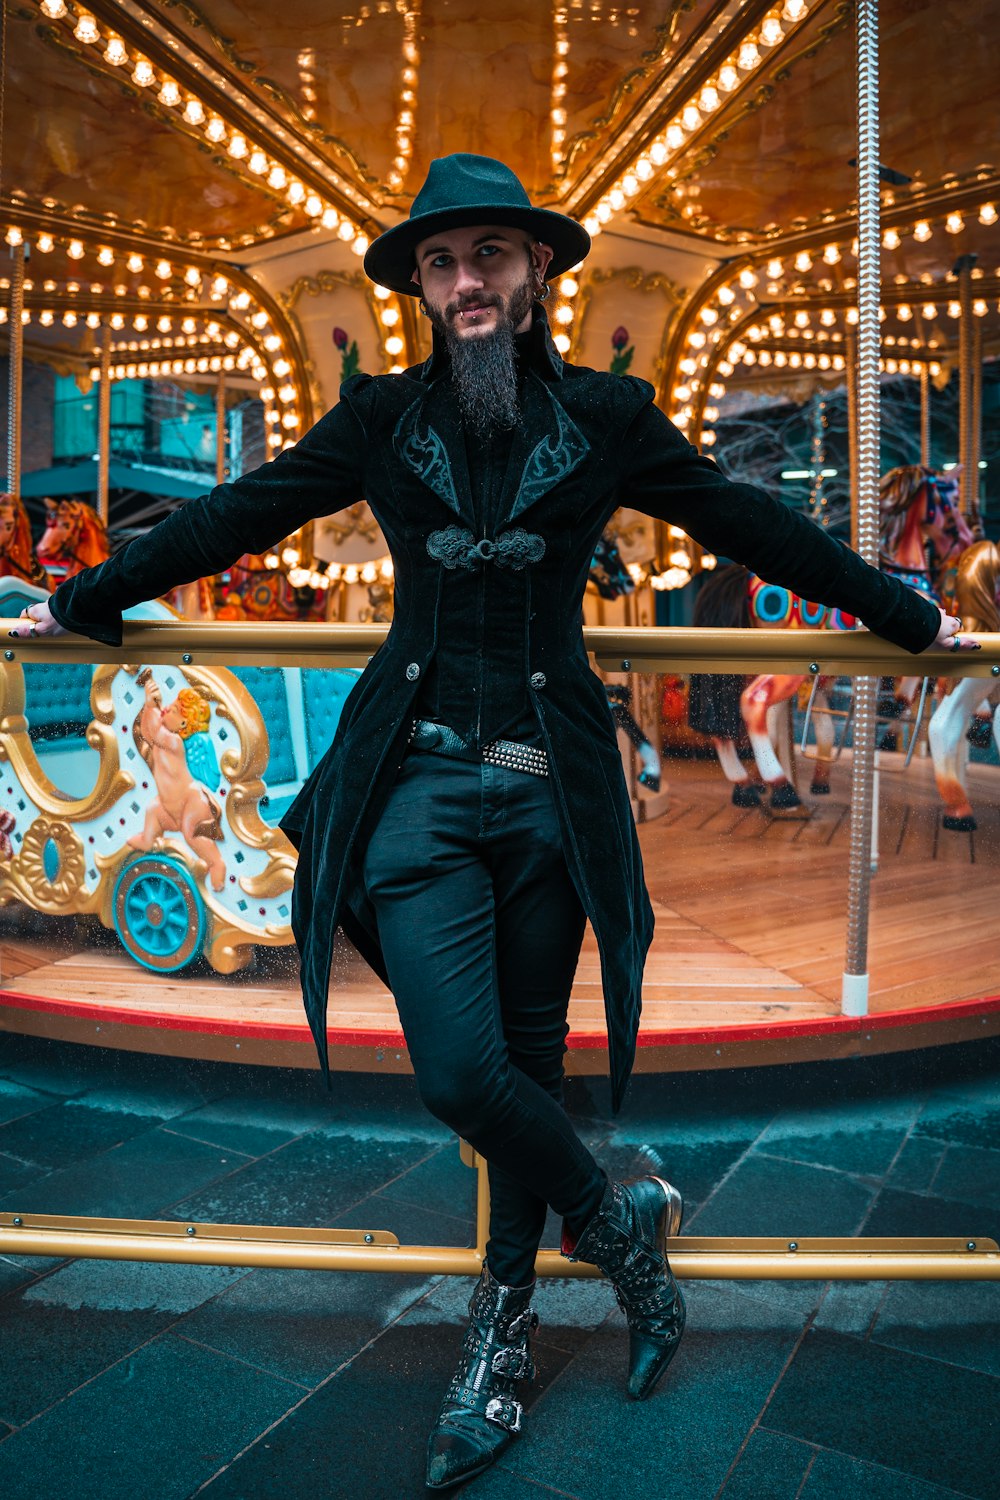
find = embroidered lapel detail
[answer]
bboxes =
[505,378,589,523]
[392,377,478,523]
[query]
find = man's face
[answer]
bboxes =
[411,225,553,338]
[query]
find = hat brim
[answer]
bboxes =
[363,205,591,297]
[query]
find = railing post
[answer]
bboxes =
[842,0,880,1018]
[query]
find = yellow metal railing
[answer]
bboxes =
[4,620,1000,675]
[2,622,999,1280]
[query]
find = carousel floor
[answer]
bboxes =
[2,750,999,1072]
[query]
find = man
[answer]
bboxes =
[13,154,977,1492]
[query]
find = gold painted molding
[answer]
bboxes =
[571,265,683,388]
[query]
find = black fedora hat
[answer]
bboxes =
[363,154,591,297]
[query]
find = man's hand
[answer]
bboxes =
[925,607,981,655]
[7,600,66,639]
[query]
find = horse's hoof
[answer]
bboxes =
[942,814,977,832]
[768,782,802,810]
[731,782,763,807]
[809,781,831,795]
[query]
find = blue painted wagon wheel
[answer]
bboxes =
[112,855,207,973]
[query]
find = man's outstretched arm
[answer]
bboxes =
[13,386,370,647]
[618,395,977,656]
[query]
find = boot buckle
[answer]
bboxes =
[491,1345,533,1379]
[484,1395,523,1433]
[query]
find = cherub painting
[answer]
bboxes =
[129,668,226,891]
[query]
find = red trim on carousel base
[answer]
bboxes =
[2,987,1000,1073]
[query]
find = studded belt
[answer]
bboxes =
[408,718,549,778]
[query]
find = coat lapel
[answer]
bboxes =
[501,374,589,525]
[392,380,472,523]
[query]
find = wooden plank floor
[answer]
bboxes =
[2,749,998,1040]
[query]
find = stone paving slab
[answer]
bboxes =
[0,1033,997,1500]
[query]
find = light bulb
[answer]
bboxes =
[67,239,84,259]
[73,12,99,44]
[104,35,128,65]
[158,79,181,108]
[738,41,760,68]
[132,57,155,86]
[718,63,739,91]
[897,303,912,320]
[154,259,172,279]
[385,335,404,355]
[767,258,783,279]
[205,115,226,143]
[665,124,685,150]
[979,203,998,225]
[40,0,67,16]
[305,194,324,217]
[681,105,701,132]
[248,151,268,175]
[228,134,248,159]
[823,243,841,264]
[913,220,931,242]
[287,180,305,204]
[321,207,340,229]
[267,166,287,190]
[127,253,143,273]
[921,303,937,319]
[945,212,964,234]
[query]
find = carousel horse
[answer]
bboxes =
[606,684,661,792]
[879,464,976,713]
[0,493,50,590]
[35,497,109,585]
[927,539,1000,831]
[589,527,634,600]
[689,564,854,813]
[587,530,661,790]
[218,552,328,622]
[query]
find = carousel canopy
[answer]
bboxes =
[1,0,997,496]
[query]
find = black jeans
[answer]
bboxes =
[362,745,607,1285]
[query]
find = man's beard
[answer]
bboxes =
[428,274,535,435]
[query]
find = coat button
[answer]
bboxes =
[405,662,421,681]
[529,671,546,690]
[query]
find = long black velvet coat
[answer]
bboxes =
[50,312,940,1110]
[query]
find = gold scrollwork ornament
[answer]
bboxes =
[17,817,88,908]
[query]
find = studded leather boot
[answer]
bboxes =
[425,1264,538,1491]
[567,1176,685,1400]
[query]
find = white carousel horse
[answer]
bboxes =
[927,539,1000,831]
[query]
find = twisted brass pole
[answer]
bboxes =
[6,241,24,493]
[842,0,880,1013]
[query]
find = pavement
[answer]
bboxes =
[0,1031,998,1500]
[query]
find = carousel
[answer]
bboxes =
[2,0,1000,1085]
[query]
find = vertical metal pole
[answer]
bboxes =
[6,242,24,493]
[842,0,880,1019]
[96,322,112,525]
[970,319,982,534]
[215,370,227,485]
[919,364,930,467]
[956,260,973,521]
[845,329,859,552]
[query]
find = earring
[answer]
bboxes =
[418,297,428,316]
[535,280,551,303]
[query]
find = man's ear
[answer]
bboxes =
[410,267,422,291]
[531,241,555,280]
